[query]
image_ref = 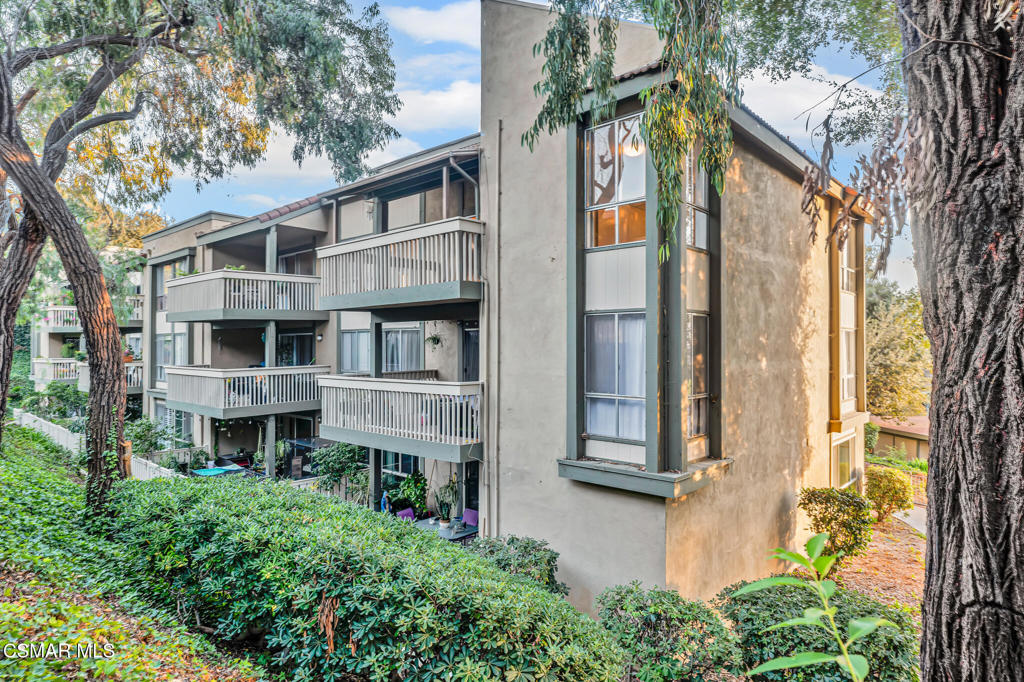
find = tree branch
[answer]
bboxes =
[52,93,147,152]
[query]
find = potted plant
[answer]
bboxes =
[434,474,460,529]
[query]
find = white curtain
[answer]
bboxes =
[617,313,645,397]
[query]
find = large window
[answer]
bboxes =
[585,114,646,248]
[585,312,646,441]
[382,451,417,478]
[277,331,314,366]
[833,438,854,488]
[340,330,370,372]
[155,332,187,381]
[384,328,422,373]
[841,329,857,400]
[686,154,710,249]
[688,314,710,437]
[155,261,183,312]
[840,240,856,292]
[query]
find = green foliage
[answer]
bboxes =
[105,476,624,681]
[468,535,569,596]
[397,470,428,516]
[310,440,367,492]
[866,280,930,419]
[597,581,741,681]
[798,488,873,567]
[721,534,918,682]
[864,422,879,453]
[7,374,35,409]
[434,473,460,521]
[124,417,172,456]
[23,381,89,420]
[867,454,927,474]
[865,468,913,522]
[524,0,739,260]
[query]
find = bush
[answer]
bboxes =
[7,374,34,408]
[798,488,872,565]
[864,422,879,453]
[106,477,622,680]
[310,441,366,493]
[716,580,919,681]
[867,454,928,474]
[866,467,913,522]
[468,534,569,595]
[397,470,428,516]
[598,581,741,681]
[124,417,172,456]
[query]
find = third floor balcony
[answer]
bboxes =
[164,270,328,323]
[317,217,484,311]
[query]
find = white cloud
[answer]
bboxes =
[398,51,479,85]
[385,1,480,48]
[391,80,480,132]
[237,193,286,208]
[365,137,425,167]
[740,65,881,152]
[227,132,336,185]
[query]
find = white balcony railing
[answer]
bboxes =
[319,376,482,447]
[32,358,80,383]
[125,295,144,321]
[317,217,483,299]
[78,360,143,392]
[165,270,321,317]
[166,365,330,414]
[43,306,80,328]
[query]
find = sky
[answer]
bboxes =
[156,0,918,290]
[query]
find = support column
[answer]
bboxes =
[202,416,214,457]
[369,449,383,509]
[264,415,276,478]
[265,225,278,273]
[456,462,465,518]
[265,321,277,368]
[370,320,383,378]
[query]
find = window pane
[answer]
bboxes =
[688,397,708,437]
[586,397,617,438]
[689,209,708,250]
[617,117,645,201]
[618,399,645,440]
[691,314,708,395]
[691,155,708,208]
[586,315,616,394]
[587,208,616,247]
[617,313,646,397]
[837,440,851,486]
[587,124,616,206]
[618,202,646,244]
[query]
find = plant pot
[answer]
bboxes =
[439,519,450,529]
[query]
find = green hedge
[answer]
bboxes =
[716,580,919,681]
[105,476,624,681]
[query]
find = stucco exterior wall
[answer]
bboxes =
[480,0,670,612]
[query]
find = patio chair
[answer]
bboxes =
[396,508,415,521]
[460,508,479,527]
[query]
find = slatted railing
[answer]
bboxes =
[44,306,80,328]
[77,360,143,392]
[319,376,482,446]
[125,295,144,322]
[318,217,484,297]
[166,365,330,412]
[344,369,441,381]
[32,358,79,383]
[165,270,321,315]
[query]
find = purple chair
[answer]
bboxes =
[461,508,479,528]
[396,507,415,522]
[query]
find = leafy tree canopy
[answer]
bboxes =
[866,277,930,419]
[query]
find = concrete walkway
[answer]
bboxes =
[896,505,927,535]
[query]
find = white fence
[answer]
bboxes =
[12,409,84,454]
[130,456,183,480]
[317,217,484,297]
[165,270,321,314]
[319,376,482,446]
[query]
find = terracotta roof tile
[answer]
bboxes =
[255,195,320,223]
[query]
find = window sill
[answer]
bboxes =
[557,456,732,498]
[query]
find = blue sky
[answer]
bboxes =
[157,0,917,289]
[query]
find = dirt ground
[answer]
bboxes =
[834,516,926,620]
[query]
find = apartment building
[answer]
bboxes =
[30,271,144,398]
[133,0,868,609]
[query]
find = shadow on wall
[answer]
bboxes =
[665,148,830,600]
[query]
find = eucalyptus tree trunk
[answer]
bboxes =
[899,2,1024,679]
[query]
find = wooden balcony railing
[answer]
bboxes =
[317,217,484,309]
[165,365,330,418]
[43,306,80,329]
[78,360,143,393]
[318,375,482,462]
[31,358,79,383]
[164,270,326,321]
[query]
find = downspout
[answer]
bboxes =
[491,124,501,535]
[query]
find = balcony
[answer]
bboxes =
[317,217,484,311]
[123,295,144,326]
[77,361,143,395]
[31,358,79,385]
[164,270,328,323]
[318,375,482,463]
[42,306,80,331]
[165,365,330,418]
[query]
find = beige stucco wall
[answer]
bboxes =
[480,0,669,612]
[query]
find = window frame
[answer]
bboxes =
[687,312,710,438]
[584,112,648,250]
[583,309,647,443]
[840,328,857,401]
[840,241,856,293]
[383,327,423,373]
[339,329,371,373]
[381,451,417,478]
[832,435,855,489]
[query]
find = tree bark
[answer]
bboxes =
[899,2,1024,679]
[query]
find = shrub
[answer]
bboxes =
[397,470,428,516]
[310,441,366,492]
[866,454,928,475]
[716,580,919,681]
[597,581,741,681]
[468,534,569,595]
[865,467,913,522]
[798,488,873,565]
[124,417,172,456]
[106,477,623,680]
[864,422,879,453]
[7,374,34,408]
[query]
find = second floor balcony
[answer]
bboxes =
[318,375,482,463]
[42,306,80,331]
[78,360,143,395]
[165,364,330,418]
[31,358,79,385]
[317,217,484,311]
[165,270,328,323]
